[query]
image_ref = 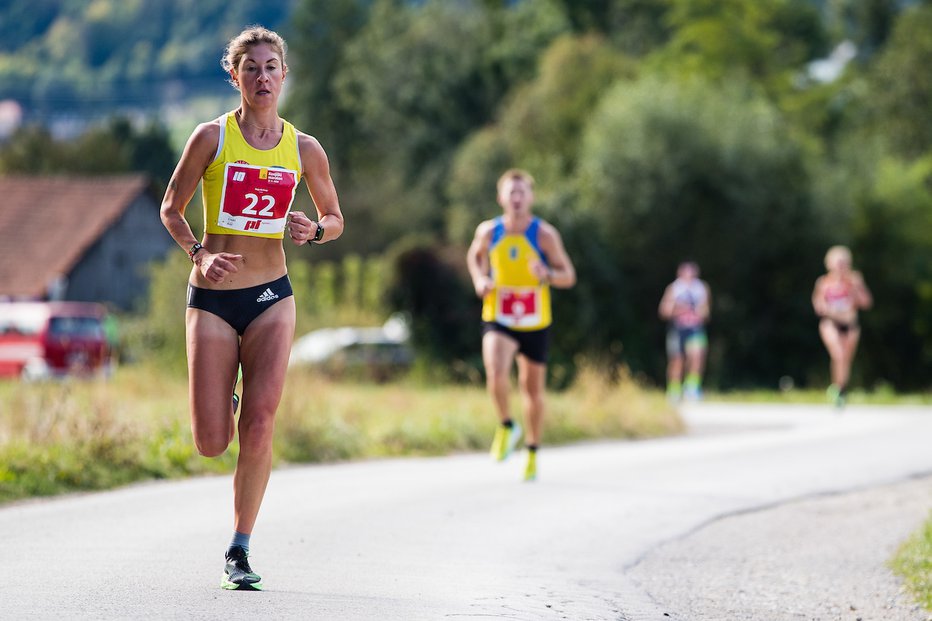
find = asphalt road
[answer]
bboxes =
[2,402,930,620]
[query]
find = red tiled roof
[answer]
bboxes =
[0,174,151,297]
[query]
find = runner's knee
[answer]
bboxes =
[521,389,545,410]
[485,364,510,384]
[195,432,231,458]
[238,409,276,451]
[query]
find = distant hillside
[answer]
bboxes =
[0,0,297,124]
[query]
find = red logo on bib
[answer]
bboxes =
[501,290,536,318]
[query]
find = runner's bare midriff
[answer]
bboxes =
[189,233,287,289]
[823,308,858,325]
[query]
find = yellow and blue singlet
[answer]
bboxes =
[481,217,552,331]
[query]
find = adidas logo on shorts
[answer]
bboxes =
[256,288,279,303]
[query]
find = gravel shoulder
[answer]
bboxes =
[626,474,932,621]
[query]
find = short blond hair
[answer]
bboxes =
[824,245,852,271]
[496,168,535,193]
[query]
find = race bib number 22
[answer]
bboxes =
[217,163,298,234]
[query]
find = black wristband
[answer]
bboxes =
[188,242,204,262]
[313,223,325,242]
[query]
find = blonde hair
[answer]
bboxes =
[824,245,852,271]
[221,26,287,88]
[496,168,535,193]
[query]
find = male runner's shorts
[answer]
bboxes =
[666,325,707,357]
[187,274,293,336]
[482,321,550,364]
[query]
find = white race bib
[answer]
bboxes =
[217,163,298,234]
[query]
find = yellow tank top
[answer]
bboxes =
[481,217,552,331]
[201,112,302,239]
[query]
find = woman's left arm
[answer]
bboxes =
[853,272,873,310]
[288,133,344,245]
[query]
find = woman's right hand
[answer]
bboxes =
[196,251,242,284]
[474,276,494,298]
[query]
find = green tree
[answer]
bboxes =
[847,154,932,389]
[863,3,932,160]
[446,127,514,245]
[446,34,634,243]
[552,0,672,55]
[0,117,175,189]
[576,77,827,387]
[335,0,489,181]
[495,34,636,195]
[0,126,67,173]
[328,0,569,247]
[650,0,826,90]
[820,0,900,58]
[284,0,372,174]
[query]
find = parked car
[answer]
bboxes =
[289,314,413,380]
[0,302,111,380]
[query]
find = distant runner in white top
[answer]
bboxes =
[659,261,711,401]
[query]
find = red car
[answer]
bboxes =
[0,302,111,379]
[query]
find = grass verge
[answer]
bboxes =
[0,364,681,505]
[891,513,932,611]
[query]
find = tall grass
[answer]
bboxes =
[0,364,680,504]
[0,369,235,503]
